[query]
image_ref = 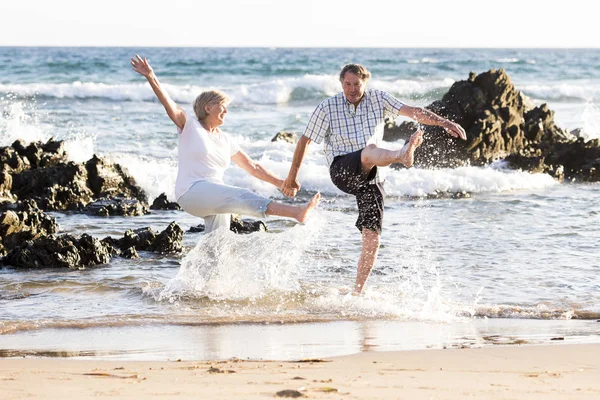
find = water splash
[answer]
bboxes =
[577,101,600,140]
[1,94,97,162]
[0,95,48,145]
[156,215,326,302]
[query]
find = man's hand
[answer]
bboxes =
[281,176,301,198]
[443,121,467,141]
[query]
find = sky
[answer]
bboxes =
[0,0,596,48]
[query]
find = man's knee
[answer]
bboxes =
[361,144,379,163]
[362,225,380,233]
[361,227,381,248]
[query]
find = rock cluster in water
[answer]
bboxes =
[382,69,600,182]
[0,139,262,269]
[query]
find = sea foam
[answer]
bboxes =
[0,75,456,105]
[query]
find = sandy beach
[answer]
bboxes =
[1,343,598,399]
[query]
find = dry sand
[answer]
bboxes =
[1,343,599,399]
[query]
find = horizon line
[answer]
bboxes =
[1,44,599,50]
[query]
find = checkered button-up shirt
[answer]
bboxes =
[303,89,405,183]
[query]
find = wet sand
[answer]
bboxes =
[1,344,599,399]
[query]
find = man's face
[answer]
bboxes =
[341,72,367,106]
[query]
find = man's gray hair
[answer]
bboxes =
[339,64,372,82]
[193,90,231,120]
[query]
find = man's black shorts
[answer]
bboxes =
[329,149,384,233]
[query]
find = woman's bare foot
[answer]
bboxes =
[296,192,321,223]
[397,129,423,167]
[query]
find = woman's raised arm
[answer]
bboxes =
[131,55,186,130]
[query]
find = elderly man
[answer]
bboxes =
[282,63,466,294]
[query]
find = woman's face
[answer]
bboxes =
[206,102,228,126]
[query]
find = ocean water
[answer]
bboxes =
[1,47,599,360]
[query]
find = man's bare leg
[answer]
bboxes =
[354,228,380,295]
[266,192,321,223]
[361,130,423,173]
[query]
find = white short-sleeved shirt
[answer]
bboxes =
[175,112,241,200]
[303,89,404,183]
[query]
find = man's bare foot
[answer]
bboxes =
[397,130,423,167]
[296,192,321,223]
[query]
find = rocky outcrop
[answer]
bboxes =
[83,197,148,217]
[102,222,184,255]
[11,161,94,211]
[271,131,298,144]
[2,233,113,270]
[230,215,268,233]
[189,215,268,234]
[384,69,600,181]
[2,139,148,214]
[1,222,184,269]
[85,155,147,202]
[0,200,58,257]
[150,193,181,211]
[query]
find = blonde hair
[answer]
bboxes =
[339,64,371,83]
[193,90,231,120]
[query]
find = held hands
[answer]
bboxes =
[131,54,153,78]
[443,121,467,141]
[281,176,301,198]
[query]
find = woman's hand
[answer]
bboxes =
[131,54,153,78]
[130,54,186,130]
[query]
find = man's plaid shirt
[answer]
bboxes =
[303,89,405,182]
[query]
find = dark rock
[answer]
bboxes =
[544,138,600,182]
[75,233,113,265]
[85,155,147,202]
[230,215,267,234]
[188,215,268,234]
[524,104,573,146]
[384,69,545,167]
[11,161,93,211]
[0,146,29,173]
[150,193,181,210]
[6,139,150,212]
[25,140,67,168]
[120,246,139,259]
[504,154,547,174]
[0,204,58,256]
[11,139,68,169]
[380,68,600,182]
[382,117,415,142]
[271,131,298,144]
[152,222,184,253]
[1,233,113,269]
[188,224,205,233]
[84,196,149,217]
[275,390,303,398]
[119,227,156,250]
[102,222,183,254]
[0,166,15,202]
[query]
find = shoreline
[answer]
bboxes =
[1,343,599,399]
[1,318,599,361]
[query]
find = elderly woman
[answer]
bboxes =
[131,55,320,233]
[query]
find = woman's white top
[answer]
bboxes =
[175,112,241,200]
